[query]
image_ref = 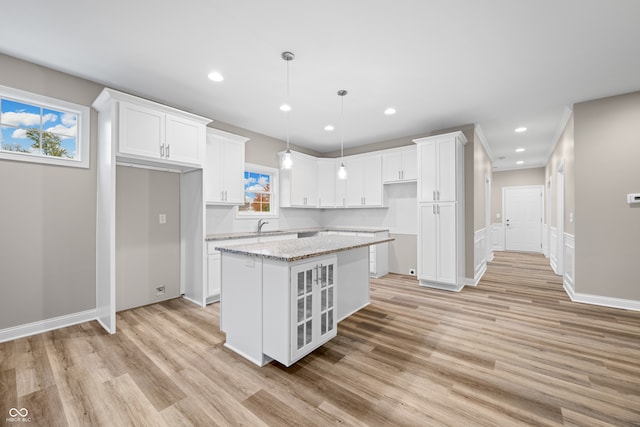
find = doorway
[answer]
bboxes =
[503,185,543,252]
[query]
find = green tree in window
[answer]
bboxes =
[26,128,70,158]
[1,143,29,152]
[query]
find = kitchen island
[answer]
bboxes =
[216,235,393,366]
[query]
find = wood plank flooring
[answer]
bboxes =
[2,251,640,426]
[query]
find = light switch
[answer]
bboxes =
[496,213,501,219]
[159,214,166,224]
[569,212,574,222]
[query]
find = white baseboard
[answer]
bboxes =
[419,279,465,292]
[466,262,487,287]
[0,309,97,343]
[563,284,640,312]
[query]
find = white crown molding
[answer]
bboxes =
[473,124,495,162]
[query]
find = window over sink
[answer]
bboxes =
[236,163,279,218]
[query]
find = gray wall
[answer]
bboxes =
[574,91,640,300]
[116,167,180,311]
[0,54,101,329]
[545,115,575,234]
[491,168,545,222]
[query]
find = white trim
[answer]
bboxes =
[544,106,573,165]
[419,280,465,292]
[470,228,488,287]
[564,286,640,312]
[0,309,97,343]
[473,124,495,161]
[0,84,91,168]
[549,226,559,274]
[563,232,575,293]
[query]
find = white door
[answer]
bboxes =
[504,186,543,252]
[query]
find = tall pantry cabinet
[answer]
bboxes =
[413,131,467,291]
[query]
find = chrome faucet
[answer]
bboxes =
[257,219,269,233]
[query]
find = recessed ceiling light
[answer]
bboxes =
[515,127,527,133]
[515,147,525,152]
[384,107,396,115]
[516,160,524,165]
[280,103,291,112]
[207,71,224,82]
[324,125,334,131]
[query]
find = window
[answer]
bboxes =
[0,85,90,168]
[236,163,279,218]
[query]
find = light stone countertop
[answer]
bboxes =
[205,226,389,241]
[215,235,394,262]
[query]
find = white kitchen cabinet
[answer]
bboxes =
[416,135,458,202]
[414,131,467,291]
[280,151,318,207]
[382,146,417,183]
[317,159,336,208]
[419,203,458,284]
[93,88,211,333]
[263,255,337,366]
[206,128,248,205]
[344,154,383,207]
[118,98,207,167]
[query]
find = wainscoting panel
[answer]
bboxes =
[549,226,558,274]
[469,228,488,286]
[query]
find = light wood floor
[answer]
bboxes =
[2,252,640,426]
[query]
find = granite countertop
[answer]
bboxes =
[205,226,389,241]
[215,235,394,262]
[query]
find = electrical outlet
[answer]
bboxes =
[156,285,165,296]
[409,269,416,276]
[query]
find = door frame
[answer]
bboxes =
[502,184,544,252]
[556,160,565,275]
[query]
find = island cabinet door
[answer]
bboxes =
[290,257,337,364]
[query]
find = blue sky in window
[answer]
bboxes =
[243,171,270,204]
[0,98,78,156]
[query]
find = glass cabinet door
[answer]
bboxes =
[290,256,338,362]
[319,262,336,339]
[294,267,314,354]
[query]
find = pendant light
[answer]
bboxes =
[337,89,348,180]
[281,51,294,170]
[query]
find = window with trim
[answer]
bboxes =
[237,163,279,218]
[0,85,90,168]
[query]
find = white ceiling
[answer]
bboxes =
[1,1,639,170]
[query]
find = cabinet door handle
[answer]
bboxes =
[160,145,164,158]
[314,265,319,285]
[437,205,440,214]
[437,190,440,200]
[433,190,436,201]
[166,144,170,158]
[433,205,436,214]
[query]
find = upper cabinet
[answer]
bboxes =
[382,146,417,184]
[415,133,465,202]
[317,159,337,208]
[101,90,210,168]
[280,151,318,208]
[344,154,383,207]
[205,128,248,205]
